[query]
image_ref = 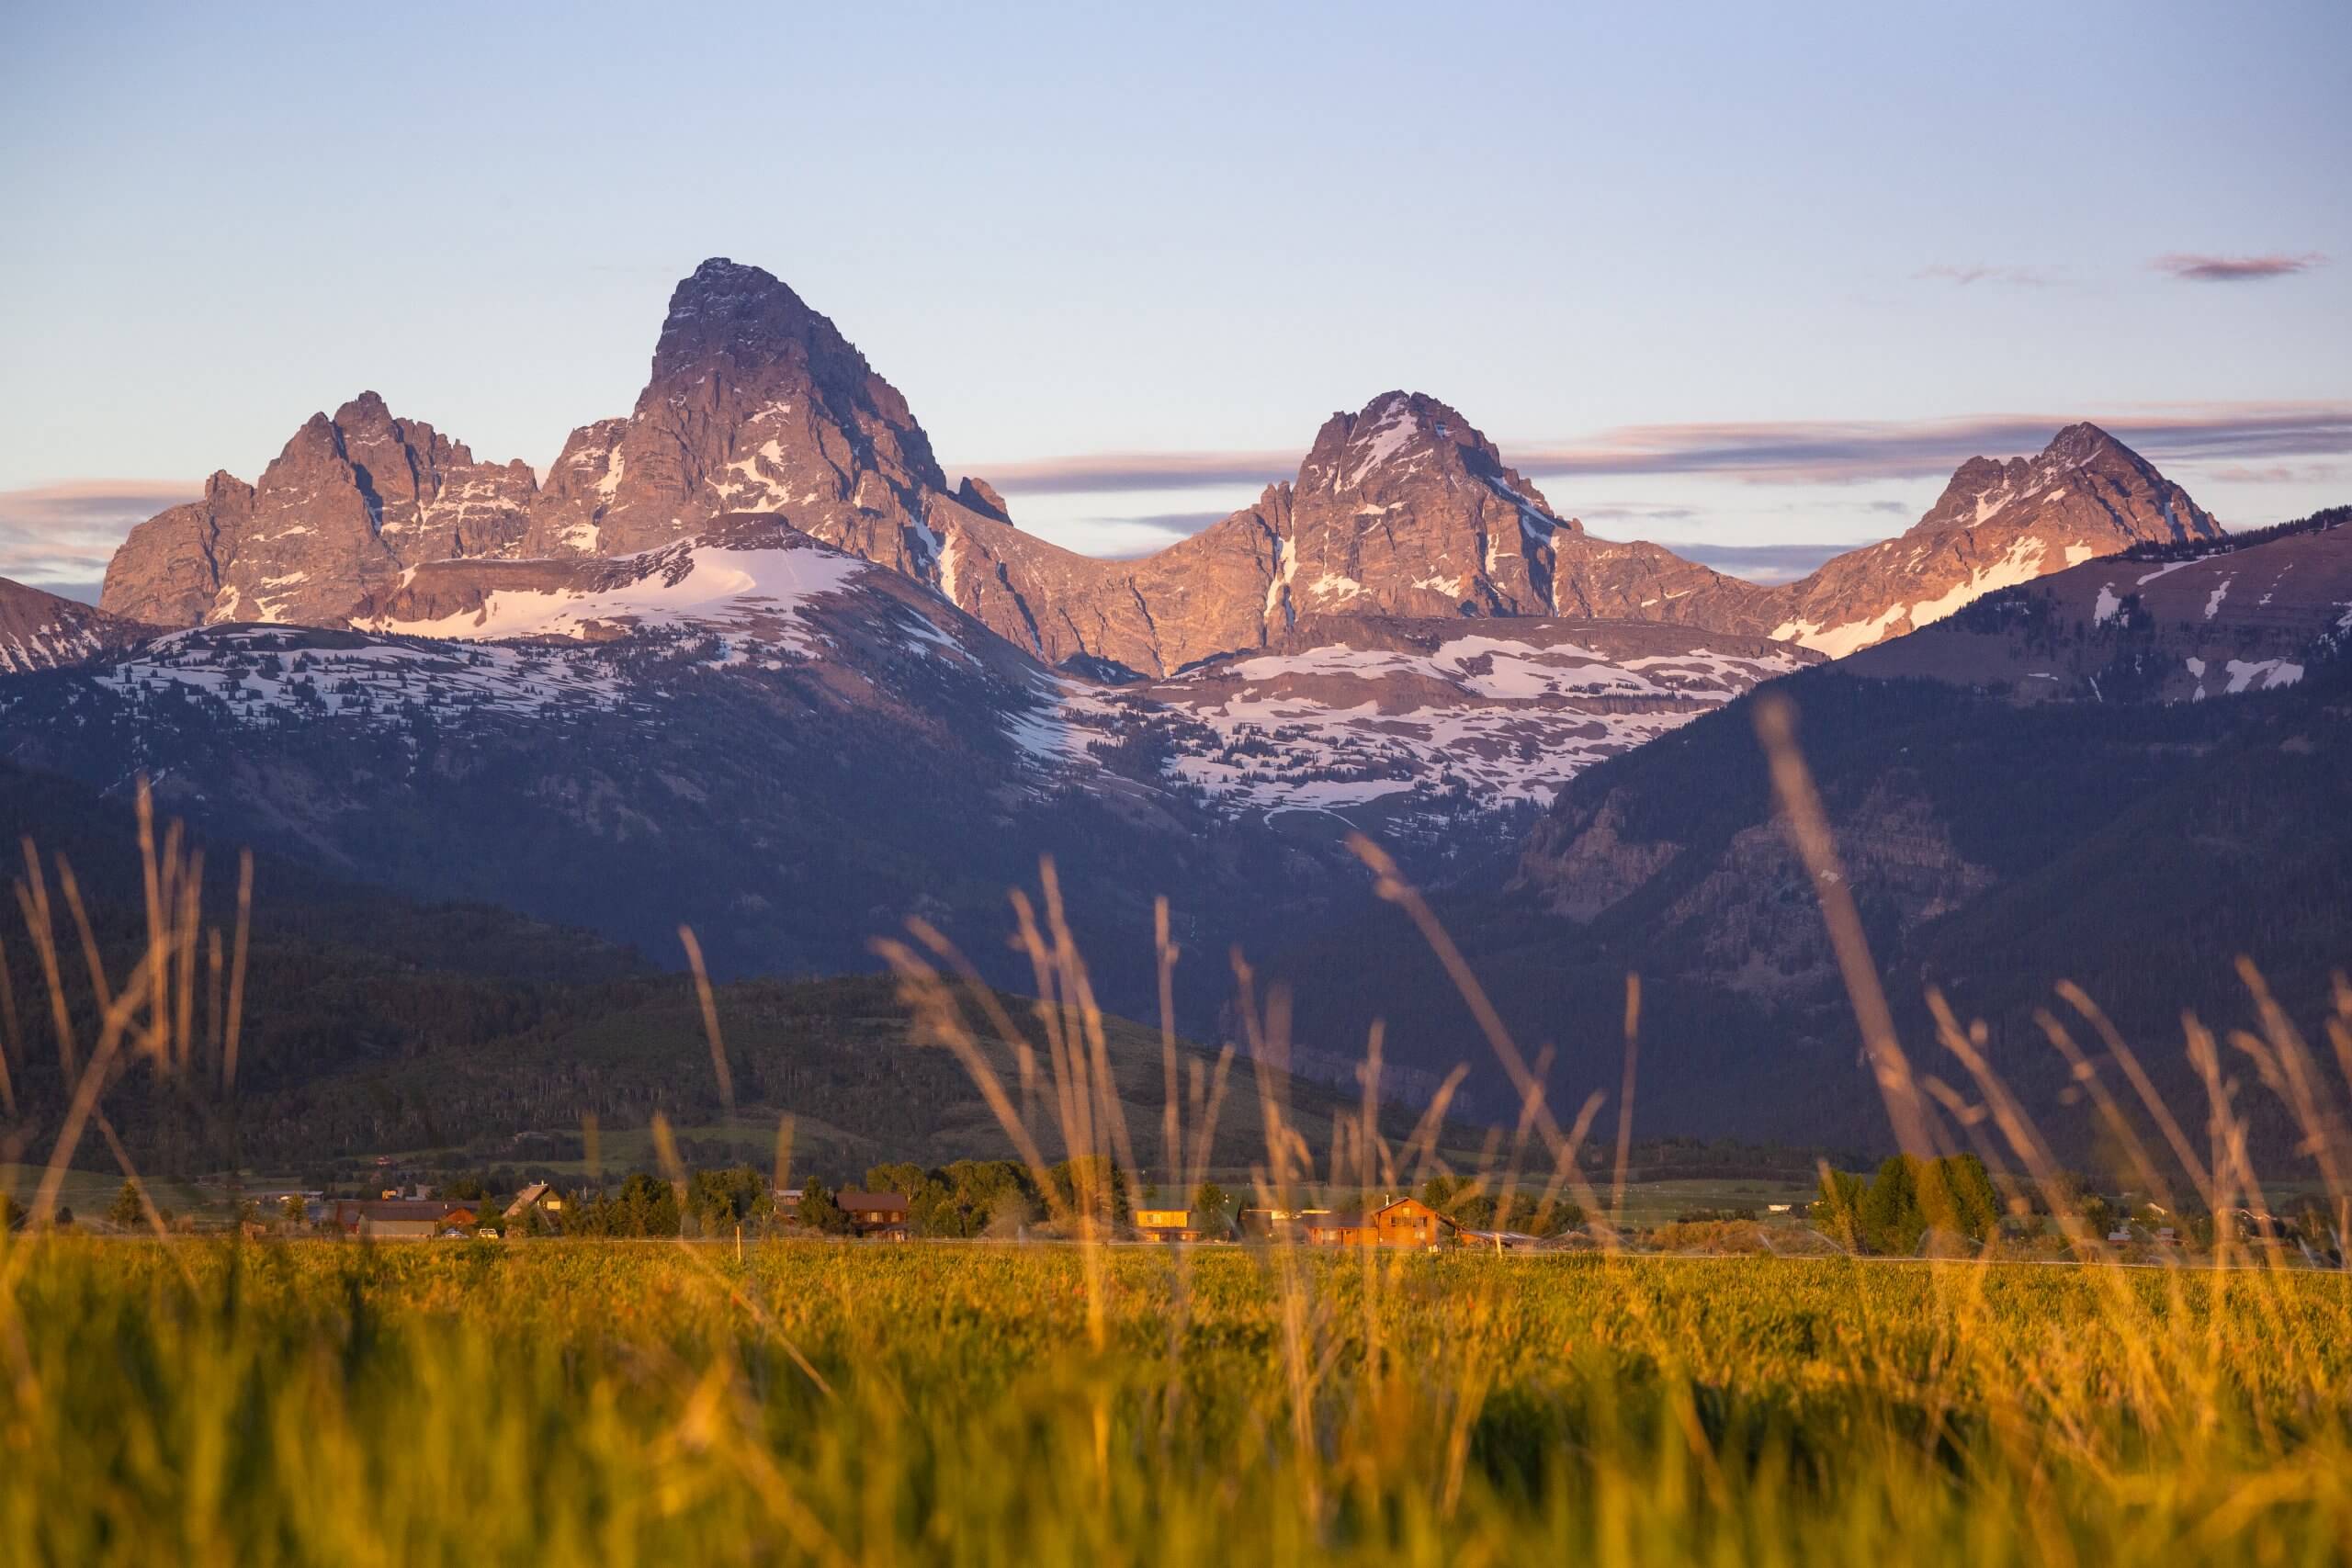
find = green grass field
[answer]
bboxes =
[2,1236,2346,1566]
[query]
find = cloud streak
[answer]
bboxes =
[1915,263,2054,288]
[969,403,2352,496]
[2152,252,2325,283]
[0,479,195,592]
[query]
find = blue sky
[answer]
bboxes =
[3,1,2346,596]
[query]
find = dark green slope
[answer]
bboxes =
[0,762,1433,1179]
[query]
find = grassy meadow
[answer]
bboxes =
[2,1237,2348,1566]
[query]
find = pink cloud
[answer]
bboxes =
[0,479,198,592]
[2152,252,2325,283]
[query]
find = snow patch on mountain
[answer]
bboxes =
[2223,658,2302,694]
[1341,395,1419,490]
[375,541,868,649]
[1077,630,1804,813]
[1905,537,2049,630]
[84,628,635,729]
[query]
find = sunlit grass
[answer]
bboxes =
[2,1239,2347,1565]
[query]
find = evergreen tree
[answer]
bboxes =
[797,1179,852,1235]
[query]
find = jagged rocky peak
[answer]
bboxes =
[1910,422,2219,542]
[1760,423,2225,657]
[327,390,537,559]
[96,257,1008,638]
[522,257,956,565]
[1303,390,1571,528]
[955,476,1012,524]
[97,394,537,628]
[1271,390,1580,624]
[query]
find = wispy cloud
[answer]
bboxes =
[0,479,195,592]
[1915,263,2054,288]
[1575,503,1702,525]
[1508,406,2352,485]
[2199,461,2342,486]
[974,403,2352,496]
[2152,252,2325,283]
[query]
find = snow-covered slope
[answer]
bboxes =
[1026,617,1813,834]
[89,627,638,728]
[371,533,870,644]
[1845,505,2351,703]
[30,521,1058,767]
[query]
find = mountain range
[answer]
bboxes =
[5,254,2342,1159]
[96,258,2218,671]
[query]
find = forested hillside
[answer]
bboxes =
[0,761,1442,1179]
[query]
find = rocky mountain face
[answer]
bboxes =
[1757,423,2222,656]
[1845,505,2349,701]
[99,393,536,628]
[92,258,2224,685]
[518,258,967,569]
[0,578,149,672]
[913,392,1787,676]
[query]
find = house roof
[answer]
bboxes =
[335,1200,469,1222]
[503,1182,553,1215]
[836,1190,910,1214]
[1307,1213,1369,1231]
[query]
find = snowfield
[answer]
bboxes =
[84,628,637,729]
[374,540,869,649]
[1020,630,1805,815]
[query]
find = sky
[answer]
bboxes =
[2,1,2346,600]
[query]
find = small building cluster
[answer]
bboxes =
[325,1200,479,1239]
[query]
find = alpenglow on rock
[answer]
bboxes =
[93,258,2224,671]
[0,577,150,672]
[99,393,536,627]
[518,257,962,570]
[1757,422,2222,656]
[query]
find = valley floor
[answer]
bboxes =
[3,1238,2345,1565]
